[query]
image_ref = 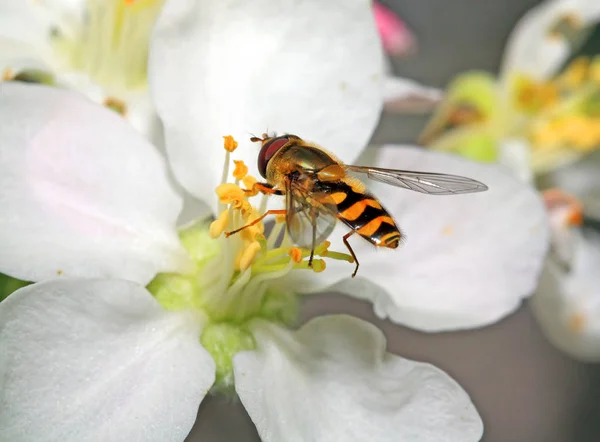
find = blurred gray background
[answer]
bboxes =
[187,1,600,441]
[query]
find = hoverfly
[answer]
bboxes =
[226,133,488,277]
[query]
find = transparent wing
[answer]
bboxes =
[285,179,338,248]
[346,165,488,195]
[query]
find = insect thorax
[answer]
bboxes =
[266,143,339,186]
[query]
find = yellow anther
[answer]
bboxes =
[216,183,245,205]
[275,213,287,223]
[531,115,600,152]
[289,248,303,263]
[237,200,253,218]
[559,57,590,89]
[239,241,261,271]
[2,68,14,81]
[243,176,259,195]
[103,97,127,116]
[513,74,558,113]
[314,240,331,256]
[233,160,248,180]
[241,227,262,242]
[209,209,229,238]
[310,259,326,273]
[238,210,265,241]
[542,189,584,227]
[223,135,238,152]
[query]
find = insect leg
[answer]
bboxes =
[342,230,359,278]
[225,210,286,237]
[245,182,284,196]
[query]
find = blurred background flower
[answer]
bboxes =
[0,0,164,138]
[400,0,600,366]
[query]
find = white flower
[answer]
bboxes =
[391,0,600,361]
[0,0,549,439]
[417,0,600,175]
[530,161,600,361]
[0,0,164,138]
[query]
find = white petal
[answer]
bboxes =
[546,151,600,219]
[0,36,49,76]
[0,1,50,46]
[234,315,483,442]
[383,75,443,114]
[0,83,189,285]
[57,71,161,142]
[498,138,534,184]
[319,146,549,332]
[150,0,383,209]
[500,0,600,80]
[531,229,600,361]
[0,278,215,441]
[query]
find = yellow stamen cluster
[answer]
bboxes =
[52,0,165,90]
[513,74,559,114]
[557,57,590,89]
[210,135,353,275]
[530,115,600,152]
[516,57,600,157]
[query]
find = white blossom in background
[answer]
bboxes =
[0,0,164,138]
[0,0,549,440]
[0,0,424,141]
[531,159,600,361]
[390,0,600,360]
[418,0,600,175]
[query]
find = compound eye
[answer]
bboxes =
[257,136,289,178]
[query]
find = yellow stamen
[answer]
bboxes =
[289,248,303,263]
[233,160,248,180]
[513,74,559,113]
[209,209,230,238]
[103,97,128,116]
[542,189,584,227]
[223,135,239,152]
[239,241,261,271]
[53,0,164,90]
[2,68,14,81]
[216,183,245,205]
[530,115,600,152]
[558,57,590,89]
[310,259,326,273]
[243,176,259,195]
[275,213,287,223]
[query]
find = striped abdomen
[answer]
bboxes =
[322,181,402,248]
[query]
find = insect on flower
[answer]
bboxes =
[225,134,489,277]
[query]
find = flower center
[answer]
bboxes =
[509,57,600,166]
[146,135,353,392]
[51,0,164,91]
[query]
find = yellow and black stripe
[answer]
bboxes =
[319,181,402,249]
